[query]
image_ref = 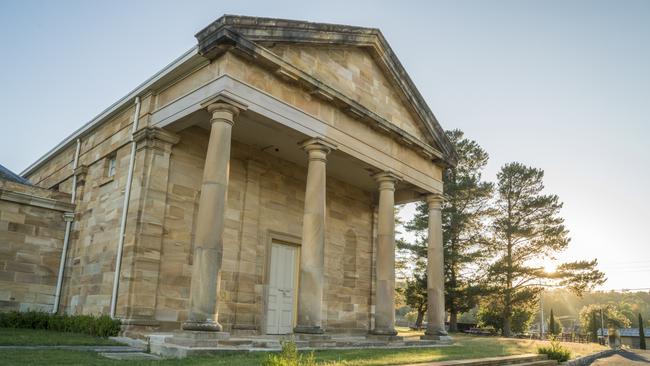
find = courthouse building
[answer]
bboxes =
[14,15,457,344]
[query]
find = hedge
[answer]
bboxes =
[0,311,121,338]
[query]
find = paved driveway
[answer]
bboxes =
[589,349,650,365]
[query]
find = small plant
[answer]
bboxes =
[263,339,317,366]
[0,311,121,338]
[537,336,572,362]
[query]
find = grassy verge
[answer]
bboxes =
[0,328,123,346]
[0,328,608,366]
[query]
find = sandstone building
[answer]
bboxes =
[17,15,457,341]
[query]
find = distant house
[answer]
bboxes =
[599,328,649,349]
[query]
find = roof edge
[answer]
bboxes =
[20,46,200,177]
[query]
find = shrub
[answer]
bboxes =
[538,337,572,362]
[263,339,317,366]
[0,311,121,338]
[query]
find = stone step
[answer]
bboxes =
[399,354,549,366]
[99,352,162,360]
[219,339,254,346]
[514,361,557,366]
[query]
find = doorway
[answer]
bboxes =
[266,242,299,334]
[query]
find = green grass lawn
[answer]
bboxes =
[0,328,123,346]
[0,328,608,366]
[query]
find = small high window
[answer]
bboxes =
[106,154,117,177]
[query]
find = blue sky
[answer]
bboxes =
[1,0,648,291]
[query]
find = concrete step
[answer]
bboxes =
[400,354,549,366]
[514,361,558,366]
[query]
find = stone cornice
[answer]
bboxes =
[0,189,75,212]
[195,17,457,166]
[133,127,180,152]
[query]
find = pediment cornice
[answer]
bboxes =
[195,15,457,166]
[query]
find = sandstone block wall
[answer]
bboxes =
[152,126,376,334]
[0,180,73,312]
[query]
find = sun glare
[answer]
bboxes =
[543,262,557,273]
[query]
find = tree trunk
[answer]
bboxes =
[503,316,512,337]
[449,312,458,332]
[415,307,425,329]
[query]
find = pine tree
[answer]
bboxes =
[639,313,646,350]
[400,130,492,332]
[485,162,605,337]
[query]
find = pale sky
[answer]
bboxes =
[1,1,648,291]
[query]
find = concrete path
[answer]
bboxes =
[0,345,143,352]
[588,349,650,365]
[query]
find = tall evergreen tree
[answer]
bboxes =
[399,130,493,331]
[639,313,646,350]
[486,162,605,337]
[549,309,556,335]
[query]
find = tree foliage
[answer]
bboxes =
[640,313,647,350]
[397,271,428,328]
[399,129,492,331]
[579,303,631,339]
[483,162,605,336]
[477,296,535,334]
[548,309,561,335]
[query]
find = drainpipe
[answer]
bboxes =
[52,138,81,313]
[109,96,141,318]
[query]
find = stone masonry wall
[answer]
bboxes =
[154,126,375,334]
[0,179,73,312]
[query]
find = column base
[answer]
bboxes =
[182,319,223,332]
[370,328,398,336]
[293,325,324,334]
[421,330,453,342]
[367,333,403,342]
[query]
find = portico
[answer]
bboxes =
[20,15,457,354]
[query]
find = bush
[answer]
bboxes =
[263,339,317,366]
[0,311,121,338]
[538,337,572,362]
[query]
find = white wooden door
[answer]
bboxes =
[266,243,298,334]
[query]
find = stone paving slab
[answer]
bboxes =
[100,352,162,360]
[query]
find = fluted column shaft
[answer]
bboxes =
[294,138,335,334]
[423,193,449,339]
[183,102,239,332]
[372,172,401,336]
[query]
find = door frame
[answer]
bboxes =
[263,231,301,335]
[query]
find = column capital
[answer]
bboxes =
[300,137,337,161]
[73,165,88,186]
[62,212,75,222]
[372,171,402,191]
[133,127,180,152]
[426,193,444,208]
[204,95,247,126]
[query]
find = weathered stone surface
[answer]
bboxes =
[0,180,71,312]
[17,15,451,344]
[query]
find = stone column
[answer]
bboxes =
[422,193,451,341]
[371,171,401,336]
[294,138,336,334]
[183,102,240,332]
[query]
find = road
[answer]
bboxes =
[588,349,650,365]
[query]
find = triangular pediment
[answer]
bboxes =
[267,44,430,143]
[195,15,458,165]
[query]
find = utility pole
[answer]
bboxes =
[539,292,544,339]
[600,308,606,345]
